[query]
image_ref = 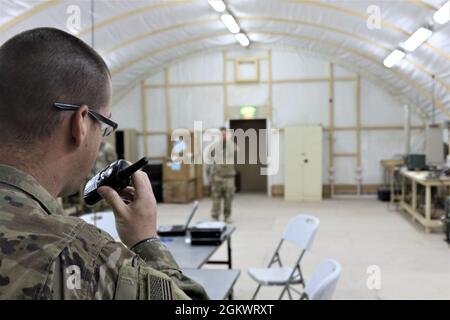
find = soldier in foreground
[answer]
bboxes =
[206,127,237,223]
[0,28,208,300]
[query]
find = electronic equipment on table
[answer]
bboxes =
[189,221,227,246]
[157,201,199,237]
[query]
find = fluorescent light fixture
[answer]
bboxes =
[221,14,240,33]
[434,0,450,24]
[208,0,226,13]
[401,27,432,52]
[383,49,406,68]
[235,33,250,47]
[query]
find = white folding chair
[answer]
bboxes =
[300,259,342,300]
[248,214,320,300]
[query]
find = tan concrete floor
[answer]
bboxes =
[157,194,450,300]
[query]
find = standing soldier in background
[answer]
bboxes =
[206,127,237,223]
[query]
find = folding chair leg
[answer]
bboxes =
[298,266,305,288]
[279,285,288,300]
[251,284,261,300]
[287,287,293,300]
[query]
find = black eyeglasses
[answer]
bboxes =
[54,102,118,137]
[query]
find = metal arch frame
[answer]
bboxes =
[2,0,448,61]
[109,29,449,118]
[102,16,450,96]
[0,0,60,33]
[2,1,447,98]
[76,0,194,37]
[406,0,439,11]
[110,31,233,76]
[102,18,220,55]
[284,0,450,61]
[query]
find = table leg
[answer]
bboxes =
[425,186,431,233]
[390,170,394,204]
[227,237,232,269]
[401,174,405,203]
[412,181,417,210]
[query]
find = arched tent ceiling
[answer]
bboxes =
[1,0,449,121]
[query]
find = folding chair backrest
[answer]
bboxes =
[304,259,342,300]
[282,214,320,251]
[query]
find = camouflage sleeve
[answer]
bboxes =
[131,240,209,300]
[89,239,209,300]
[56,226,208,300]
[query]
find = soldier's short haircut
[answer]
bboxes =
[0,27,111,144]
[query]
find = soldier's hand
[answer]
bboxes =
[97,171,158,248]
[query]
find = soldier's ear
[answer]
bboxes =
[70,105,89,148]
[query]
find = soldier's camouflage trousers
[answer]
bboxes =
[211,177,235,220]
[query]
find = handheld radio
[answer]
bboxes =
[84,157,149,206]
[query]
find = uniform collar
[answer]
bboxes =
[0,164,66,216]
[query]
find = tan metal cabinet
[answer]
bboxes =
[284,125,322,201]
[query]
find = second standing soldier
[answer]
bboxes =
[207,127,237,223]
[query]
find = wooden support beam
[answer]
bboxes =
[268,49,273,120]
[223,51,228,122]
[164,68,172,157]
[356,75,361,168]
[140,81,148,156]
[334,153,357,157]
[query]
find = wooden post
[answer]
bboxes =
[268,49,273,120]
[328,63,335,197]
[141,81,149,156]
[164,68,172,157]
[223,51,228,123]
[356,75,362,195]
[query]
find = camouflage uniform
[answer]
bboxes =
[0,164,208,300]
[206,141,236,221]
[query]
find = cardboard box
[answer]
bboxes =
[163,180,196,203]
[163,160,195,181]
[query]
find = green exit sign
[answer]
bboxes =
[240,105,257,119]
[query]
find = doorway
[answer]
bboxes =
[229,119,267,193]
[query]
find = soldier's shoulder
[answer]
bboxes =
[0,184,48,220]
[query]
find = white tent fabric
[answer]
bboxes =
[1,0,449,120]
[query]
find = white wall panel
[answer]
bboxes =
[361,130,424,184]
[170,86,224,129]
[111,85,142,131]
[273,83,328,127]
[334,65,355,78]
[334,157,357,184]
[227,84,269,107]
[334,131,357,154]
[146,88,167,132]
[169,52,223,83]
[272,51,328,80]
[334,82,356,127]
[146,71,165,85]
[147,135,168,158]
[361,79,423,126]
